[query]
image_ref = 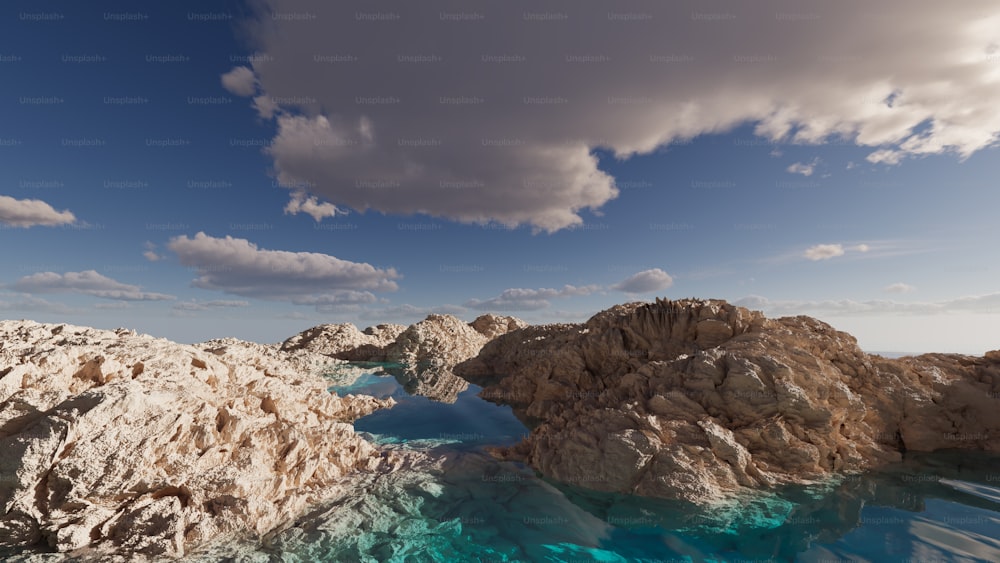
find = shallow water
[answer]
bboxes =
[289,363,1000,562]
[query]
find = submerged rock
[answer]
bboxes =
[0,321,396,560]
[455,298,1000,504]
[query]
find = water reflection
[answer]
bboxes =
[316,363,1000,562]
[328,360,469,403]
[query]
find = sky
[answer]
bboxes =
[2,0,999,353]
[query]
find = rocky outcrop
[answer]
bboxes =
[279,322,406,362]
[0,321,397,559]
[469,314,529,341]
[384,315,489,366]
[377,314,526,402]
[283,314,526,403]
[455,298,1000,504]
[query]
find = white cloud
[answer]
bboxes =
[612,268,674,294]
[284,190,343,221]
[0,195,75,228]
[167,232,399,309]
[220,66,257,96]
[253,95,280,119]
[803,244,846,261]
[884,282,916,293]
[240,1,1000,232]
[765,240,927,266]
[11,271,175,301]
[143,241,163,262]
[802,242,874,261]
[786,158,819,176]
[465,285,599,311]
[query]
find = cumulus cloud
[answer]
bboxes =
[884,282,916,293]
[612,268,674,294]
[11,271,175,301]
[236,0,1000,232]
[220,66,257,96]
[167,232,399,308]
[465,285,599,311]
[284,190,343,221]
[0,195,75,228]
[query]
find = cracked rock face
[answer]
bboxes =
[455,298,1000,504]
[0,321,395,559]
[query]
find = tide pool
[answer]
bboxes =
[269,362,1000,562]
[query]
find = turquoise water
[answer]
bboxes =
[297,363,1000,562]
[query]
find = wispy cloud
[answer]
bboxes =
[804,244,846,261]
[11,271,175,301]
[763,240,914,265]
[283,190,343,222]
[786,158,820,177]
[143,241,163,262]
[736,293,1000,317]
[0,292,79,315]
[465,285,599,311]
[173,299,250,312]
[466,268,673,311]
[884,282,916,294]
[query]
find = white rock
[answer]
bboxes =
[0,321,395,559]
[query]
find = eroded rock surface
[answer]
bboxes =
[279,322,406,362]
[455,298,1000,504]
[282,314,526,403]
[0,321,396,559]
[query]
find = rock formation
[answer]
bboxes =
[455,298,1000,504]
[0,321,397,559]
[279,322,406,362]
[282,314,527,403]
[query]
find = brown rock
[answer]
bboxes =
[455,298,1000,504]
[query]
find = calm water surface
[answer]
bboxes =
[308,362,1000,563]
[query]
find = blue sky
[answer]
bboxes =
[2,1,999,353]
